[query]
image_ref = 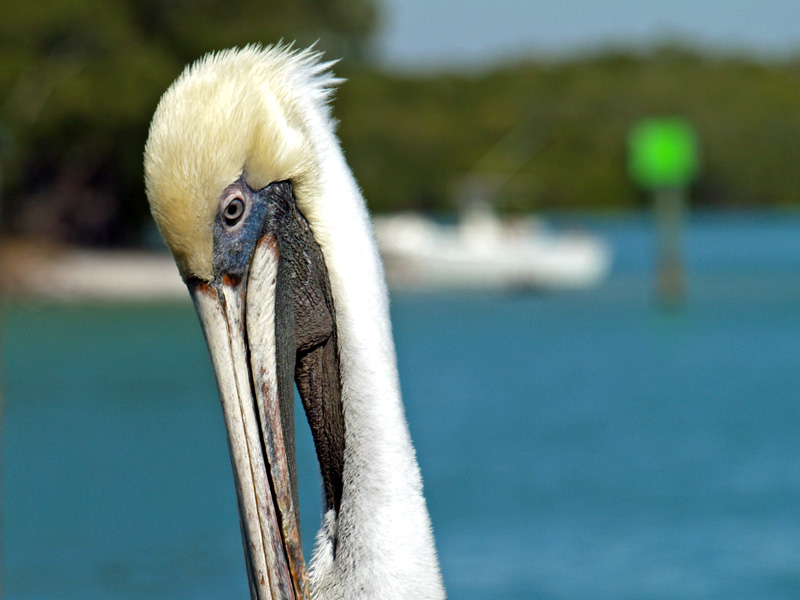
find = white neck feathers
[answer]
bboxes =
[285,49,445,600]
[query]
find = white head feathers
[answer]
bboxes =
[143,44,341,280]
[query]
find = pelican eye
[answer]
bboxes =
[222,197,245,226]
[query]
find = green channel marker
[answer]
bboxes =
[628,118,699,190]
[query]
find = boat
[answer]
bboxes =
[372,204,612,291]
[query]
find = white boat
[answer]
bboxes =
[372,206,612,291]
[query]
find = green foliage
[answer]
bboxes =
[336,50,800,214]
[3,7,800,247]
[0,0,376,243]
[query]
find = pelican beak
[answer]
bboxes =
[189,235,309,600]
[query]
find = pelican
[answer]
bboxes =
[143,45,446,599]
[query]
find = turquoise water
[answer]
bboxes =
[4,213,800,599]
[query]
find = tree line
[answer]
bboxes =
[2,2,800,246]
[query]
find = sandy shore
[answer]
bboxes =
[0,240,189,302]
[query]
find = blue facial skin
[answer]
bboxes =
[212,178,295,286]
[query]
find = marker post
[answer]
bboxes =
[628,118,699,308]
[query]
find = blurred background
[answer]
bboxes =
[3,1,800,599]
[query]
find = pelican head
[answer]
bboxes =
[144,46,445,600]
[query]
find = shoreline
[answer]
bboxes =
[0,240,188,303]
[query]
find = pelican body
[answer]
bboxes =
[144,46,445,599]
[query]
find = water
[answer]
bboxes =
[4,213,800,599]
